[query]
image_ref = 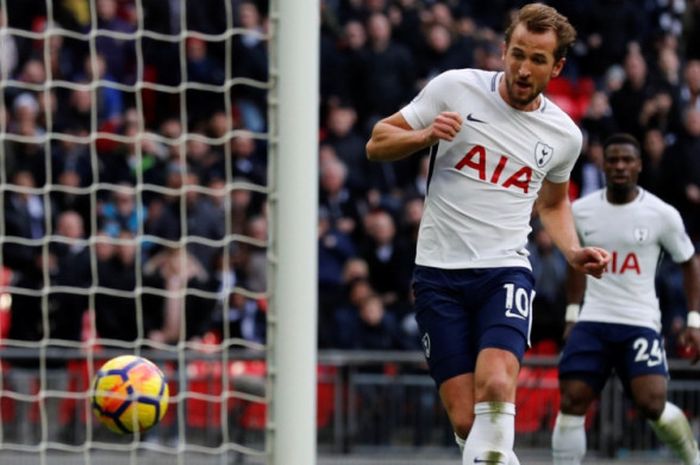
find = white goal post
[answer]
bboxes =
[268,1,319,465]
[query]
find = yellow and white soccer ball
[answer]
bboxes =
[91,355,169,434]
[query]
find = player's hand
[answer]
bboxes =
[562,322,575,341]
[678,327,700,364]
[426,111,463,144]
[569,246,610,279]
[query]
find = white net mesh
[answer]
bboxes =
[0,0,271,463]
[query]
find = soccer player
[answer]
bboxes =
[365,4,610,464]
[552,133,700,465]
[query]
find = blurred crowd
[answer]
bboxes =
[2,0,700,363]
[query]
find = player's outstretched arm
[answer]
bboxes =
[536,179,610,279]
[678,255,700,363]
[366,111,463,162]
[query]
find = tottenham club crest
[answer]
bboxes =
[421,333,431,359]
[633,227,649,244]
[534,142,554,168]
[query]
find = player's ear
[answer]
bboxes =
[551,57,565,78]
[501,41,507,61]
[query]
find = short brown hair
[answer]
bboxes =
[504,3,576,61]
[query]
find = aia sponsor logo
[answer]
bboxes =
[454,144,533,193]
[607,251,641,274]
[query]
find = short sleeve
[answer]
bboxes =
[546,126,582,184]
[659,206,695,263]
[400,71,454,130]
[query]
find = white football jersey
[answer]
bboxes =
[401,69,582,269]
[573,188,695,331]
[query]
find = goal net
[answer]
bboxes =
[0,0,319,463]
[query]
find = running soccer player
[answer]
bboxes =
[366,4,610,464]
[552,133,700,465]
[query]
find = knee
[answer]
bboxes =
[475,371,516,401]
[634,390,666,420]
[559,389,593,416]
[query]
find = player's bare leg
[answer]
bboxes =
[631,375,700,465]
[439,373,475,452]
[462,348,520,465]
[552,379,595,465]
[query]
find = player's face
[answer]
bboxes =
[501,23,565,111]
[603,143,641,191]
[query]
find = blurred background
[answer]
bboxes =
[0,0,700,463]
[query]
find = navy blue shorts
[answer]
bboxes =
[558,322,668,394]
[412,265,535,387]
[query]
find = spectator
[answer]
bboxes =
[142,245,214,343]
[46,33,82,83]
[5,92,47,186]
[323,104,370,193]
[95,230,158,342]
[578,0,644,79]
[417,23,473,83]
[318,206,356,346]
[186,37,225,124]
[680,59,700,111]
[228,177,263,235]
[639,128,675,200]
[51,168,92,235]
[319,156,364,238]
[334,20,369,110]
[0,8,19,78]
[677,108,700,243]
[187,134,220,181]
[6,58,45,105]
[3,170,47,272]
[215,292,266,345]
[77,54,124,126]
[55,87,92,133]
[361,13,415,127]
[398,194,423,254]
[580,91,618,144]
[576,138,606,197]
[609,50,657,140]
[181,172,226,268]
[231,1,268,132]
[142,195,179,255]
[238,215,268,293]
[48,210,91,343]
[527,222,568,346]
[334,290,404,352]
[360,209,413,309]
[685,2,700,59]
[94,0,136,83]
[228,131,267,185]
[332,277,374,349]
[98,186,142,237]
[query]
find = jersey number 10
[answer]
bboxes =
[503,283,535,320]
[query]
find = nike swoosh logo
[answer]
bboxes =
[505,310,527,320]
[466,113,487,124]
[473,459,505,464]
